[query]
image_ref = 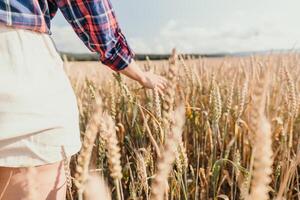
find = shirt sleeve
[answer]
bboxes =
[54,0,134,71]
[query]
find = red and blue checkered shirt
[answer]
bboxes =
[0,0,134,71]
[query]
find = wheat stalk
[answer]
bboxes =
[61,146,74,200]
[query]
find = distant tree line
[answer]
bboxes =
[59,52,228,62]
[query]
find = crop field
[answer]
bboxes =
[62,53,300,200]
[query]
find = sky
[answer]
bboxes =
[51,0,300,54]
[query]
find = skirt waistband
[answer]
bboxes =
[0,23,60,64]
[0,24,17,33]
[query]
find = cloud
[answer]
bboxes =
[129,14,300,54]
[51,26,90,53]
[51,10,300,54]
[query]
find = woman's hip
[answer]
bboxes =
[0,24,80,140]
[0,24,71,97]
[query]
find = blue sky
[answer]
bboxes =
[51,0,300,54]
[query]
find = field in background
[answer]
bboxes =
[63,54,300,200]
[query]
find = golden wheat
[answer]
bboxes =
[63,53,300,200]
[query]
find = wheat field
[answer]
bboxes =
[62,52,300,200]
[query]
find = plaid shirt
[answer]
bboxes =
[0,0,134,71]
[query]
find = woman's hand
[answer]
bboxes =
[119,59,168,92]
[138,71,168,91]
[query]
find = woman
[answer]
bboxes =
[0,0,167,199]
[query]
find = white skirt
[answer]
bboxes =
[0,24,82,167]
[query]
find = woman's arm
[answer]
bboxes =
[53,0,167,90]
[54,0,132,71]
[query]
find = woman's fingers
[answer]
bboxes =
[156,86,164,96]
[160,76,168,83]
[144,73,169,91]
[156,82,166,91]
[160,78,168,88]
[155,75,168,88]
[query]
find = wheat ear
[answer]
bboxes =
[150,105,185,200]
[246,71,273,200]
[75,97,103,198]
[100,112,123,200]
